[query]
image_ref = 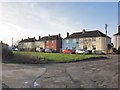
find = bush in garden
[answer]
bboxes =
[117,47,120,54]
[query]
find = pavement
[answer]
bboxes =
[2,55,119,88]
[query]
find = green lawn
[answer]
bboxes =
[13,51,99,63]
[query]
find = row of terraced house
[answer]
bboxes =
[18,29,117,53]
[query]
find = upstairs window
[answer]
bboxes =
[47,41,49,44]
[66,40,69,43]
[73,39,76,43]
[92,38,96,41]
[52,40,54,44]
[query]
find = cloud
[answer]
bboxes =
[0,2,82,45]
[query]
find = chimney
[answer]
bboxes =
[28,37,29,39]
[48,34,50,37]
[118,25,120,33]
[39,36,41,40]
[21,38,23,41]
[67,32,69,37]
[58,33,61,38]
[82,29,86,34]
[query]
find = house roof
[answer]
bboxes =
[114,32,120,36]
[19,38,36,43]
[64,30,111,39]
[37,35,62,41]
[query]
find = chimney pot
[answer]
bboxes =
[58,33,61,38]
[118,25,120,33]
[39,36,41,40]
[48,34,50,37]
[82,29,86,34]
[67,32,69,37]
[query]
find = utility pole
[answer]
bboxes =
[12,37,13,49]
[105,24,108,54]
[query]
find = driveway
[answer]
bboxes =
[2,55,119,88]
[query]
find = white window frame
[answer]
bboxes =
[66,40,69,43]
[73,39,76,43]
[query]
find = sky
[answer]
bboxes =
[0,2,118,46]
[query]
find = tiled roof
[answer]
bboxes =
[37,35,62,41]
[64,30,111,39]
[19,38,36,43]
[114,32,120,36]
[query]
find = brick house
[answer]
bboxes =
[43,34,62,52]
[113,25,120,49]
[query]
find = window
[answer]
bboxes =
[66,47,68,49]
[66,40,69,43]
[88,38,91,41]
[73,39,76,43]
[92,45,96,50]
[83,45,87,49]
[92,38,96,41]
[52,40,54,44]
[72,46,76,50]
[47,41,49,44]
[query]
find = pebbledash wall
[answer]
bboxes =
[62,30,112,53]
[113,25,120,50]
[18,29,112,52]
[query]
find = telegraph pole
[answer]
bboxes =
[105,24,108,54]
[12,37,13,49]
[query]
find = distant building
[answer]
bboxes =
[18,37,36,51]
[62,29,112,53]
[0,41,9,49]
[113,25,120,49]
[18,34,62,52]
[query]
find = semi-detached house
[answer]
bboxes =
[62,29,112,53]
[18,37,36,51]
[113,25,120,50]
[18,34,62,52]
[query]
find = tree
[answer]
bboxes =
[117,47,120,54]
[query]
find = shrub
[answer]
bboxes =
[117,47,120,54]
[2,47,13,59]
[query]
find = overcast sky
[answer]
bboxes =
[0,2,118,45]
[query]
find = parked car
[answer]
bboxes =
[45,48,54,53]
[12,48,19,51]
[75,49,89,54]
[36,48,45,52]
[63,49,75,54]
[93,50,106,55]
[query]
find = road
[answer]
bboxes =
[2,55,119,88]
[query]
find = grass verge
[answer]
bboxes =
[4,51,102,64]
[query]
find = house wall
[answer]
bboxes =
[56,39,62,52]
[45,40,57,50]
[62,38,79,50]
[35,41,45,49]
[79,37,111,52]
[114,35,120,49]
[18,42,35,51]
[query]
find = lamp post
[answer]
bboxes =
[105,24,108,54]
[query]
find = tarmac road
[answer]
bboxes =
[2,55,119,88]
